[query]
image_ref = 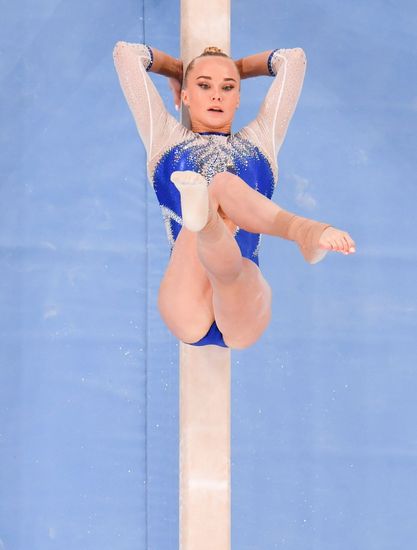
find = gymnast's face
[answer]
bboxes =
[182,56,240,134]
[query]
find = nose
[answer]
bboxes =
[211,90,222,101]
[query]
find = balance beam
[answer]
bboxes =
[179,2,231,549]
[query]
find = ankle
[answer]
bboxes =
[271,210,297,239]
[272,209,330,250]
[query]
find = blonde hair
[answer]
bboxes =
[201,46,228,56]
[184,46,232,86]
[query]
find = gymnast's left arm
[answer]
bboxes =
[237,47,307,163]
[237,50,356,259]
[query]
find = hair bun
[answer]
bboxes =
[183,46,231,85]
[202,46,225,55]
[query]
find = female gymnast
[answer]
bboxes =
[112,41,356,349]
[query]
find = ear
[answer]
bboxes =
[181,88,190,107]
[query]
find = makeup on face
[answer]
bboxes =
[182,57,240,132]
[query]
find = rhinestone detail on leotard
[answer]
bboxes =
[153,132,276,265]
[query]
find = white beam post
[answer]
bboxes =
[179,2,232,549]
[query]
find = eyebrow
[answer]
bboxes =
[196,75,238,83]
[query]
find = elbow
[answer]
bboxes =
[112,41,122,61]
[275,47,306,68]
[112,40,129,61]
[291,47,306,64]
[280,47,306,70]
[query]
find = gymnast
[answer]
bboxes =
[112,41,356,349]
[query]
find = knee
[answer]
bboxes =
[209,172,236,200]
[211,171,232,186]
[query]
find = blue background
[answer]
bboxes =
[1,1,417,548]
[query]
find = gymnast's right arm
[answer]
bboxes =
[112,41,183,161]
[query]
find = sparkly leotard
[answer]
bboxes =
[113,42,307,347]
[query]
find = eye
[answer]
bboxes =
[223,85,235,91]
[197,82,210,89]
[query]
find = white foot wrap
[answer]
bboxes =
[170,170,209,232]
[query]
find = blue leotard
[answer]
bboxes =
[113,42,307,347]
[154,130,275,347]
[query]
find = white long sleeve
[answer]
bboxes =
[112,41,186,166]
[240,48,307,169]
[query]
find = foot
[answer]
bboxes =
[170,170,209,232]
[318,227,356,255]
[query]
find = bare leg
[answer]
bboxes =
[157,216,271,349]
[158,228,215,343]
[159,169,355,348]
[169,171,273,348]
[208,172,356,258]
[170,169,356,260]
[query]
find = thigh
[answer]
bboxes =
[158,227,215,343]
[208,176,238,235]
[213,258,272,349]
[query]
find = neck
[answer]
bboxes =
[190,122,232,134]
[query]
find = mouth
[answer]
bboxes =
[208,107,224,113]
